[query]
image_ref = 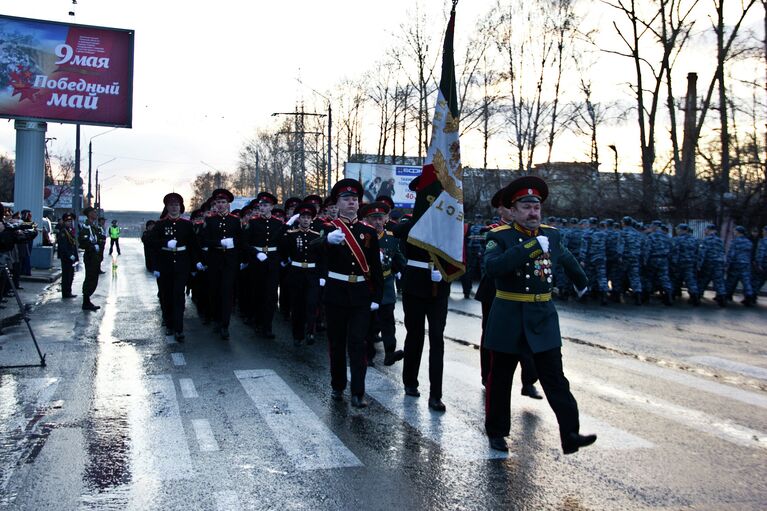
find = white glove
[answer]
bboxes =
[220,237,234,249]
[370,302,380,311]
[574,284,588,298]
[93,244,99,252]
[256,252,268,262]
[286,213,300,226]
[395,272,402,280]
[379,251,385,262]
[319,278,326,287]
[431,269,443,282]
[239,263,248,270]
[196,262,206,271]
[167,239,177,249]
[69,255,76,261]
[327,229,345,245]
[153,271,160,278]
[280,260,288,268]
[536,235,549,253]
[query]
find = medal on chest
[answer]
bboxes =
[534,254,553,283]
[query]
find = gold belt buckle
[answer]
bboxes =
[301,262,308,268]
[349,274,358,283]
[534,294,542,302]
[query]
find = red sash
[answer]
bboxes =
[331,218,370,278]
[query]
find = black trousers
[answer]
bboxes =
[480,298,538,386]
[402,293,448,400]
[158,264,189,333]
[326,303,369,397]
[251,256,280,332]
[207,254,237,327]
[82,254,100,301]
[288,269,319,340]
[61,259,75,296]
[109,238,121,255]
[485,345,580,442]
[366,302,397,359]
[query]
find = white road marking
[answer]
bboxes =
[215,490,241,511]
[235,369,362,470]
[688,356,767,381]
[570,374,767,449]
[192,419,220,452]
[363,367,509,459]
[179,378,199,399]
[442,360,654,450]
[604,357,767,409]
[130,375,196,479]
[171,352,186,366]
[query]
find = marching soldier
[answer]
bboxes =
[361,201,406,366]
[280,197,303,317]
[394,177,450,412]
[579,217,608,305]
[670,224,700,305]
[148,193,200,342]
[604,219,624,302]
[279,203,323,346]
[314,179,383,408]
[726,226,755,306]
[245,191,284,338]
[483,175,596,454]
[201,189,242,340]
[57,212,79,299]
[642,220,673,305]
[78,206,102,311]
[754,226,767,301]
[697,224,727,306]
[620,216,643,304]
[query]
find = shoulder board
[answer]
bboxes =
[540,224,558,230]
[491,225,511,232]
[226,213,239,218]
[308,229,320,235]
[385,230,394,236]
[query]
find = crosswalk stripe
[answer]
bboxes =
[171,353,186,366]
[363,367,509,459]
[235,369,362,470]
[442,360,654,450]
[570,374,767,449]
[179,378,199,399]
[214,490,241,511]
[604,358,767,409]
[192,419,219,452]
[688,356,767,381]
[131,375,196,479]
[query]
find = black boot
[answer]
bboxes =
[633,292,642,306]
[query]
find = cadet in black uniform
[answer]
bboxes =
[245,191,284,338]
[483,176,596,454]
[148,193,201,342]
[314,179,383,408]
[78,206,102,311]
[201,189,242,340]
[280,203,323,346]
[394,180,449,412]
[57,212,79,299]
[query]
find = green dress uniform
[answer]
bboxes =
[483,219,592,453]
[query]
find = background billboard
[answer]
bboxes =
[344,162,420,209]
[0,15,134,127]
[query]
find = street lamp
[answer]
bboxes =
[608,144,621,201]
[94,158,116,210]
[88,127,118,207]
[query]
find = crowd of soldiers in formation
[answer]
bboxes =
[464,216,767,308]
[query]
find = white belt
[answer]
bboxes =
[161,246,187,252]
[253,246,278,252]
[327,271,366,283]
[406,260,432,269]
[291,261,316,268]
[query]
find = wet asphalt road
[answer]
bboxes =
[1,239,766,510]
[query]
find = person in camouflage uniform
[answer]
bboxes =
[554,218,573,300]
[579,217,608,305]
[462,214,486,298]
[697,224,727,307]
[670,224,700,305]
[620,216,643,305]
[726,225,755,306]
[642,220,673,305]
[604,219,624,302]
[753,226,767,302]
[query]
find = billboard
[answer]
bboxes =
[344,162,420,209]
[0,15,134,127]
[44,184,73,208]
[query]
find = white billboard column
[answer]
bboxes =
[14,119,47,246]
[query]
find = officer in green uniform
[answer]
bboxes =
[483,176,596,454]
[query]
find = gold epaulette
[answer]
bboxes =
[491,225,511,232]
[540,224,558,230]
[308,229,320,235]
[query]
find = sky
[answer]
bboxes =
[0,0,763,211]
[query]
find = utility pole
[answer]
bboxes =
[272,105,326,197]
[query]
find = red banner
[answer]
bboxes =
[0,15,134,127]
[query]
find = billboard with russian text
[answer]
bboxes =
[0,15,133,127]
[344,162,419,209]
